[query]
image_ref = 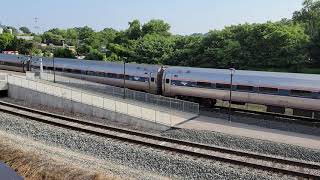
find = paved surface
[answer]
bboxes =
[0,70,25,76]
[0,162,23,180]
[177,115,320,150]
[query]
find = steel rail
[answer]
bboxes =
[0,100,319,179]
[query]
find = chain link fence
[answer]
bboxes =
[6,74,198,126]
[37,70,199,114]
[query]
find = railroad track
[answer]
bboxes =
[0,100,319,179]
[201,105,320,125]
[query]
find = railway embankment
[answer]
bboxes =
[0,133,115,180]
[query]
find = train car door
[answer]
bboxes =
[163,74,171,96]
[148,72,153,93]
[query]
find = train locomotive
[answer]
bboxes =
[0,53,319,118]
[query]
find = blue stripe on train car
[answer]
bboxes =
[279,89,289,96]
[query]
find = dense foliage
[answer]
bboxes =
[1,0,320,73]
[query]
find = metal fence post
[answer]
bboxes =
[182,102,185,112]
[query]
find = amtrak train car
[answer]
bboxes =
[30,57,163,94]
[0,53,320,117]
[0,53,30,72]
[163,66,320,117]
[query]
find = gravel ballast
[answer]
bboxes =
[201,110,320,136]
[2,97,320,165]
[161,129,320,164]
[0,111,291,179]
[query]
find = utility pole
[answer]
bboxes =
[228,68,235,122]
[123,57,127,99]
[53,57,56,83]
[34,17,40,34]
[39,58,43,79]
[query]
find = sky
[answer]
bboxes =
[0,0,304,35]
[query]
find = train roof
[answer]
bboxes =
[34,57,162,74]
[165,66,320,91]
[0,54,28,62]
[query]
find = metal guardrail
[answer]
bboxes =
[37,70,200,114]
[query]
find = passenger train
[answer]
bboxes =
[0,53,319,118]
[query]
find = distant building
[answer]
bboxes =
[2,51,19,55]
[76,55,85,59]
[16,36,34,41]
[7,29,12,34]
[0,28,3,34]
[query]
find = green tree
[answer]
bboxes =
[166,35,203,66]
[76,26,95,41]
[76,44,93,55]
[48,28,67,37]
[133,34,174,64]
[293,0,320,65]
[9,37,36,55]
[199,23,309,70]
[142,19,171,36]
[4,26,18,35]
[19,27,31,34]
[53,48,76,58]
[42,32,64,45]
[293,0,320,37]
[99,28,118,45]
[0,33,14,51]
[126,19,142,40]
[85,49,105,60]
[65,28,79,46]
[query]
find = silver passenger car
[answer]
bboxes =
[0,54,29,72]
[31,57,163,94]
[163,66,320,112]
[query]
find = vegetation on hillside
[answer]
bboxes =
[1,0,320,73]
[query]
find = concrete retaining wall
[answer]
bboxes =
[7,75,184,126]
[8,84,171,131]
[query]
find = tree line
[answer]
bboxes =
[1,0,320,73]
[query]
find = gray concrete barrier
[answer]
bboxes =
[8,84,171,131]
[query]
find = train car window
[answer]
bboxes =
[64,69,72,72]
[216,83,231,90]
[237,85,254,92]
[81,70,86,75]
[259,87,278,94]
[55,67,62,71]
[96,72,104,77]
[166,79,170,84]
[141,77,149,82]
[133,76,140,81]
[88,71,96,76]
[76,70,82,74]
[197,82,212,88]
[290,90,312,97]
[111,73,118,78]
[117,74,124,79]
[151,77,155,82]
[127,75,134,80]
[171,80,196,87]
